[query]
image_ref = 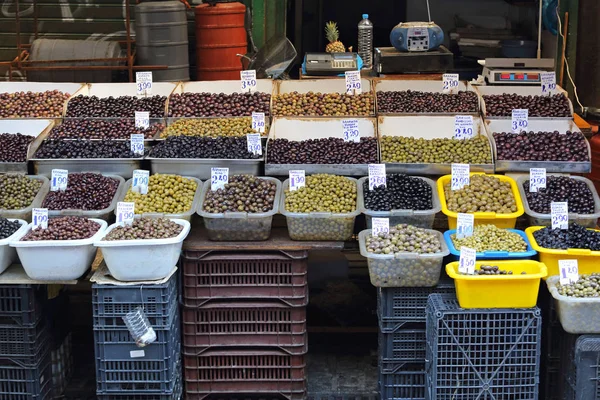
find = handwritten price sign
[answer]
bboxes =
[136,72,152,96]
[451,164,470,190]
[368,164,386,190]
[211,167,229,191]
[345,70,362,94]
[512,109,528,133]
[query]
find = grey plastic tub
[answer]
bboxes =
[0,175,50,222]
[547,276,600,334]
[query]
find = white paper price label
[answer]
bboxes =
[136,72,152,96]
[512,109,529,133]
[442,73,460,93]
[134,111,149,129]
[372,218,390,237]
[345,70,362,94]
[541,72,557,96]
[453,115,474,139]
[451,164,470,190]
[289,170,305,191]
[529,168,547,192]
[240,70,257,92]
[130,134,145,156]
[559,259,579,285]
[551,201,569,229]
[458,246,477,274]
[211,167,229,191]
[456,213,475,239]
[251,112,266,133]
[51,169,68,191]
[246,133,262,155]
[132,170,149,195]
[130,350,145,358]
[32,208,48,230]
[342,119,360,142]
[368,164,386,190]
[116,202,135,226]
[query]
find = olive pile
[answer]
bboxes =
[381,136,492,164]
[160,117,259,138]
[0,218,22,239]
[272,92,374,116]
[103,217,182,240]
[451,224,528,253]
[0,133,34,162]
[267,137,378,164]
[376,90,478,113]
[203,175,277,214]
[48,119,163,140]
[123,174,197,215]
[21,216,100,241]
[533,223,600,250]
[523,176,595,215]
[150,136,261,159]
[0,175,42,210]
[494,130,589,162]
[34,139,141,159]
[556,274,600,297]
[168,92,271,117]
[42,173,119,211]
[362,174,432,211]
[0,90,70,118]
[65,95,167,118]
[444,175,517,214]
[483,93,571,117]
[459,265,526,276]
[366,224,441,255]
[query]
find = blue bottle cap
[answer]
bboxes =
[362,14,368,19]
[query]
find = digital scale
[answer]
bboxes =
[481,58,555,85]
[304,53,360,76]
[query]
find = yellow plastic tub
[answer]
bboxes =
[446,260,547,308]
[525,226,600,278]
[437,173,524,229]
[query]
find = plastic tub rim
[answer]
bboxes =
[358,228,450,260]
[444,228,537,258]
[547,275,600,304]
[446,260,548,281]
[525,225,600,256]
[0,219,28,246]
[94,218,190,247]
[9,218,108,248]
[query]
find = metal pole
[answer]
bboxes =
[126,0,133,82]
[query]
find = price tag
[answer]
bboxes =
[541,72,557,96]
[342,119,360,143]
[135,72,152,96]
[251,112,266,133]
[368,164,386,190]
[345,70,362,94]
[246,133,262,155]
[551,201,569,230]
[442,73,460,93]
[456,213,475,239]
[372,218,390,237]
[130,134,145,156]
[451,164,470,190]
[51,169,68,191]
[289,170,305,192]
[132,170,149,195]
[458,246,477,274]
[116,202,135,226]
[453,115,474,139]
[240,70,257,92]
[529,168,547,192]
[134,111,149,129]
[511,109,529,133]
[211,167,229,191]
[32,208,48,230]
[559,259,579,285]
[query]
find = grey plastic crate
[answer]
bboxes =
[425,294,542,400]
[96,362,182,400]
[0,349,52,399]
[379,363,426,400]
[379,329,426,374]
[560,334,600,400]
[0,321,49,360]
[0,285,46,327]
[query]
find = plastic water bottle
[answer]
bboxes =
[358,14,373,69]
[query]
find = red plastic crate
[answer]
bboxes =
[182,251,308,307]
[182,301,307,355]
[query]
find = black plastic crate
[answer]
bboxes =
[379,363,426,400]
[0,349,52,399]
[425,294,541,400]
[0,285,46,327]
[379,329,426,373]
[96,363,182,400]
[560,334,600,400]
[0,319,48,359]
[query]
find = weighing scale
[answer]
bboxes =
[303,53,360,76]
[481,58,555,85]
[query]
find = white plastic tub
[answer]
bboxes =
[0,219,28,274]
[95,218,190,281]
[0,175,50,222]
[547,276,600,334]
[10,218,107,281]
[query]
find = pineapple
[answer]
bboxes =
[325,21,346,53]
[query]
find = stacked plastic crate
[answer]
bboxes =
[92,273,182,400]
[181,250,309,400]
[378,282,455,400]
[559,333,600,400]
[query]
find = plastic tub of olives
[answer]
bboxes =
[547,275,600,334]
[197,178,282,241]
[444,228,537,261]
[358,228,449,287]
[280,178,360,241]
[0,175,50,222]
[0,219,28,274]
[517,175,600,228]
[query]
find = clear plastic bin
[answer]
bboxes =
[357,176,441,229]
[517,175,600,228]
[280,178,359,241]
[359,229,449,287]
[197,177,281,241]
[0,175,50,222]
[0,219,27,274]
[547,276,600,334]
[444,228,537,260]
